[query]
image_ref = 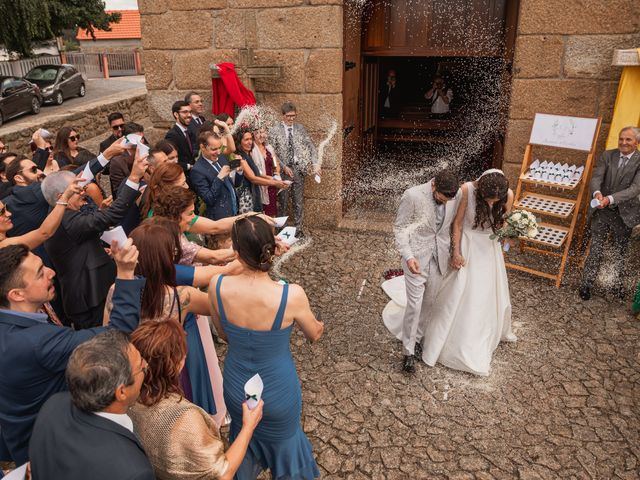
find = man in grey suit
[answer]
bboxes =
[394,171,461,373]
[270,102,320,238]
[580,126,640,300]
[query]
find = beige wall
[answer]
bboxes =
[503,0,640,179]
[139,0,344,227]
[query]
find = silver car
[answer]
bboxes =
[24,64,86,105]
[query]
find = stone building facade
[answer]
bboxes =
[503,0,640,179]
[139,0,640,227]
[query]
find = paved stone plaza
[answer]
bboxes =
[275,228,639,479]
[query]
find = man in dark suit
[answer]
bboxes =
[165,100,197,173]
[191,131,243,220]
[109,122,145,199]
[580,126,640,300]
[99,112,126,153]
[30,329,154,480]
[186,91,206,153]
[43,153,147,329]
[379,69,401,117]
[0,241,145,464]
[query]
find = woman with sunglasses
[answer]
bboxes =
[53,126,95,167]
[0,176,82,249]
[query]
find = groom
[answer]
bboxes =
[394,170,461,373]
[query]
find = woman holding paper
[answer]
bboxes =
[130,320,263,480]
[235,128,289,214]
[209,216,324,480]
[251,127,283,217]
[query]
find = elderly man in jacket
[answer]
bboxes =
[43,148,148,329]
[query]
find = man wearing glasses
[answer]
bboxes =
[270,102,320,238]
[165,100,197,173]
[99,112,126,153]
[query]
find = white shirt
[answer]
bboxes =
[94,411,134,433]
[428,88,453,114]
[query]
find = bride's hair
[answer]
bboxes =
[473,173,509,232]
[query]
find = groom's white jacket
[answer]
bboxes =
[394,180,461,276]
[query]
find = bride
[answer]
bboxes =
[418,169,517,375]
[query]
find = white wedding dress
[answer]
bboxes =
[382,181,515,376]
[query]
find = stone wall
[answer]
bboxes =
[141,0,640,225]
[139,0,344,227]
[503,0,640,179]
[1,94,148,157]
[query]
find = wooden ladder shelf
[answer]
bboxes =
[505,114,602,288]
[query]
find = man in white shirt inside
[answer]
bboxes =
[425,75,453,115]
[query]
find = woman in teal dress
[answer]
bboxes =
[209,216,324,479]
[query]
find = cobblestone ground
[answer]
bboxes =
[276,228,639,479]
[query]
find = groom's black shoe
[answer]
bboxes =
[579,285,591,301]
[402,355,416,374]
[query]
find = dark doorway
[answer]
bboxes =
[342,0,519,221]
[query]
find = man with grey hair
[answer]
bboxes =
[580,126,640,300]
[29,330,154,479]
[44,150,148,329]
[269,101,320,238]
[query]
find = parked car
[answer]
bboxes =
[24,64,85,106]
[0,76,42,127]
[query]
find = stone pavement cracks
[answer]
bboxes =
[276,228,639,479]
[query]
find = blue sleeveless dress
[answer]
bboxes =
[215,275,319,480]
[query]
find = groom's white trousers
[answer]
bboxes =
[401,256,444,356]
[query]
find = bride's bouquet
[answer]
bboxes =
[490,210,539,251]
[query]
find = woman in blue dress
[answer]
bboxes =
[209,216,324,479]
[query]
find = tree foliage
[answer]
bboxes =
[0,0,121,58]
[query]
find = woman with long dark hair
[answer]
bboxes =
[234,128,288,214]
[209,216,323,479]
[53,126,94,167]
[421,169,517,376]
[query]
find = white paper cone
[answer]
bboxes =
[244,373,263,410]
[274,216,288,228]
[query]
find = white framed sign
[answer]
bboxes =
[529,113,599,151]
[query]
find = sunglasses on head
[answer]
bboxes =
[21,166,39,175]
[112,125,124,131]
[68,135,80,142]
